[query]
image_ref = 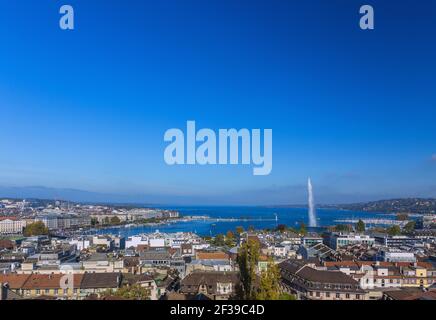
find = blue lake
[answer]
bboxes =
[92,206,395,237]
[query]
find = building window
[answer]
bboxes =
[326,292,330,298]
[36,289,41,295]
[356,294,360,300]
[346,293,350,299]
[45,289,49,294]
[336,293,340,299]
[316,292,320,297]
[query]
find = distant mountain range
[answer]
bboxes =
[0,185,253,206]
[0,186,154,206]
[1,186,435,213]
[323,198,436,214]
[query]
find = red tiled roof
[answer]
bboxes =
[0,217,20,221]
[385,289,436,300]
[0,274,30,289]
[0,239,15,249]
[196,252,229,260]
[22,274,83,289]
[396,262,433,269]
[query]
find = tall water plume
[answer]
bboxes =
[308,177,317,227]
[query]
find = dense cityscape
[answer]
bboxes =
[1,197,436,301]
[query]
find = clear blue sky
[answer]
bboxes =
[0,0,435,205]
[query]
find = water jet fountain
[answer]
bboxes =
[308,178,317,227]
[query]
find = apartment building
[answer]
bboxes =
[0,217,26,234]
[279,259,368,300]
[35,214,91,230]
[323,261,436,290]
[180,271,240,300]
[0,272,121,299]
[326,232,375,250]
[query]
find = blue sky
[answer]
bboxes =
[0,0,435,205]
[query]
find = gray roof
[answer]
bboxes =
[190,259,231,267]
[279,259,365,293]
[86,253,109,261]
[140,251,171,261]
[1,285,23,300]
[122,273,154,286]
[80,273,120,289]
[297,267,357,284]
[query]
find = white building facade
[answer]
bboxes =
[0,218,27,234]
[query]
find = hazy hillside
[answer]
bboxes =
[324,198,436,214]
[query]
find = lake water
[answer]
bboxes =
[92,206,395,237]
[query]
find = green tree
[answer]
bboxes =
[372,226,388,234]
[396,213,409,221]
[255,257,281,300]
[225,230,235,246]
[298,222,307,235]
[236,226,244,235]
[237,239,260,299]
[403,221,416,234]
[214,234,226,246]
[110,216,121,225]
[335,224,352,232]
[275,224,287,233]
[103,217,110,225]
[278,293,297,300]
[103,284,150,300]
[387,225,401,236]
[23,221,49,237]
[355,220,366,233]
[91,218,99,226]
[288,227,299,234]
